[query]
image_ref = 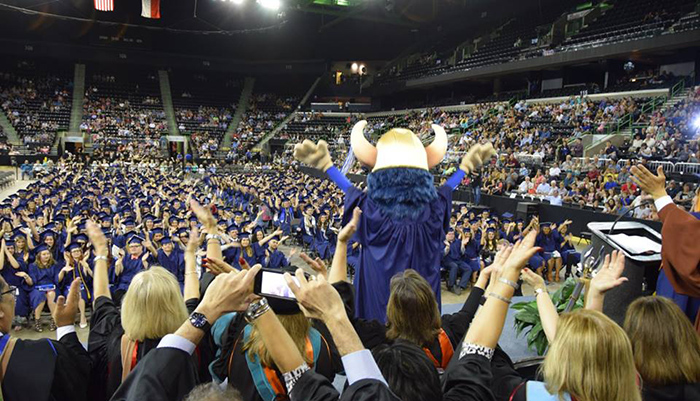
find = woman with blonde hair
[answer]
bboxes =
[497,251,641,401]
[624,296,700,401]
[87,200,213,401]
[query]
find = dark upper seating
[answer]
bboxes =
[0,60,72,152]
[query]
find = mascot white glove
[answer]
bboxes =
[294,140,333,171]
[460,143,497,173]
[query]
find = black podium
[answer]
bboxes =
[587,222,662,325]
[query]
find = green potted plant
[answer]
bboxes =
[512,277,585,355]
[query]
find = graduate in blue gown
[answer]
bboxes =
[300,205,317,247]
[57,241,93,328]
[28,244,63,332]
[442,228,470,295]
[113,235,148,304]
[238,233,260,266]
[0,239,33,329]
[536,222,564,282]
[155,236,185,290]
[222,225,242,269]
[460,229,481,285]
[313,213,335,261]
[276,199,297,235]
[264,236,295,270]
[557,221,580,279]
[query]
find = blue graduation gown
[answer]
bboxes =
[115,255,146,292]
[157,249,185,285]
[240,247,258,266]
[343,184,453,322]
[223,246,241,269]
[266,250,289,269]
[313,226,334,260]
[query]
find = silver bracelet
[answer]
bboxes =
[498,277,519,290]
[245,298,270,323]
[283,363,310,394]
[206,234,222,242]
[488,292,512,304]
[94,255,108,263]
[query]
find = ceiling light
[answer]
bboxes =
[257,0,280,10]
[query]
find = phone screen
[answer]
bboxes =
[259,270,299,300]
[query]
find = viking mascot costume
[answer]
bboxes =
[294,120,496,321]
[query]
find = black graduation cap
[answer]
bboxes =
[66,242,82,252]
[35,244,50,253]
[127,235,144,246]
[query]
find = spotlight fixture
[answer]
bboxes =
[257,0,280,10]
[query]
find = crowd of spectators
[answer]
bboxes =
[177,106,233,158]
[228,93,298,158]
[81,73,168,154]
[0,68,71,152]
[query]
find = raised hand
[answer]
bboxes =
[205,256,238,275]
[521,268,546,292]
[196,265,261,320]
[630,165,667,200]
[590,250,628,295]
[190,199,216,230]
[53,279,81,327]
[502,231,541,275]
[186,227,199,253]
[337,207,361,243]
[284,268,345,321]
[293,139,333,171]
[300,253,327,279]
[85,221,108,252]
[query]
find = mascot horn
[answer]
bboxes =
[294,120,495,322]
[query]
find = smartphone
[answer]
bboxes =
[254,268,306,301]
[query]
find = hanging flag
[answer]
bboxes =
[95,0,114,12]
[341,145,355,175]
[141,0,161,19]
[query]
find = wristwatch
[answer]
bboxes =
[534,287,546,296]
[189,312,212,332]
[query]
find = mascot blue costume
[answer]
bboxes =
[294,120,496,321]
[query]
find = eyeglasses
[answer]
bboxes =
[1,286,18,299]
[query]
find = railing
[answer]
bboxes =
[623,79,688,137]
[603,94,667,136]
[571,157,700,176]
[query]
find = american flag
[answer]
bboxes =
[94,0,113,12]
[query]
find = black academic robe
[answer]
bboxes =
[87,296,203,401]
[291,370,401,401]
[3,332,91,401]
[109,347,197,401]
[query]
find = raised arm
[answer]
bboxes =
[521,268,558,342]
[190,199,222,264]
[330,207,361,283]
[463,231,540,350]
[183,227,200,301]
[258,228,283,247]
[86,221,111,302]
[3,241,20,269]
[586,250,628,312]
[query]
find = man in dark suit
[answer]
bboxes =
[0,277,90,401]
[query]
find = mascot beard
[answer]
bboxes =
[294,120,495,321]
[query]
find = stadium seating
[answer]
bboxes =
[82,68,166,155]
[0,60,72,153]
